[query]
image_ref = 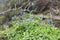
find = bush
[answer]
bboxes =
[0,14,60,40]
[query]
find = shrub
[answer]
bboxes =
[0,14,60,40]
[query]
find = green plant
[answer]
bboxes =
[0,14,60,40]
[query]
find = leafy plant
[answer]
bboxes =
[0,14,60,40]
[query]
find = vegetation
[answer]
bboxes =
[0,0,60,40]
[0,14,60,40]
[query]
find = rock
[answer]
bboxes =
[19,9,30,15]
